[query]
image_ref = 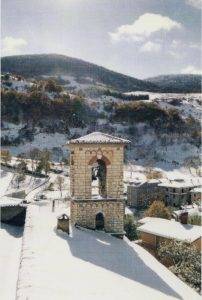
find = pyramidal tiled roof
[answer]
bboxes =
[67,132,130,144]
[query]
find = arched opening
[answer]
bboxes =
[91,158,107,198]
[95,212,104,230]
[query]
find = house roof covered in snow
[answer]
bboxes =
[158,179,200,189]
[190,187,202,193]
[138,217,201,243]
[67,132,130,145]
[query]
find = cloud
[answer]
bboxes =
[181,65,202,74]
[185,0,202,9]
[1,36,27,56]
[140,41,161,53]
[109,13,182,42]
[167,40,200,58]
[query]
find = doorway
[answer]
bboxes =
[95,212,104,230]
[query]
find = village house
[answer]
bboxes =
[127,178,201,209]
[158,179,200,207]
[66,131,130,236]
[127,179,161,208]
[137,217,201,252]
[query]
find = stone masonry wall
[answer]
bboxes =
[71,200,125,233]
[68,144,124,199]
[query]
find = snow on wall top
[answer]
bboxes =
[0,196,22,207]
[67,131,131,145]
[138,217,201,243]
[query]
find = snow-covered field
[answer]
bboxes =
[0,223,23,300]
[16,202,200,300]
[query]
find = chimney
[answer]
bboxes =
[179,212,188,224]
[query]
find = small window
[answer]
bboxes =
[71,151,74,154]
[79,147,83,151]
[173,188,176,193]
[166,188,168,192]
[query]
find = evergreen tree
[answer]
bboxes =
[124,215,138,241]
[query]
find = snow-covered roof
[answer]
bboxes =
[138,217,162,224]
[67,131,130,145]
[158,179,200,189]
[138,217,201,243]
[127,179,160,187]
[173,207,202,217]
[173,204,202,217]
[190,187,202,193]
[0,196,22,207]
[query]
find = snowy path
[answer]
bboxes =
[0,223,23,300]
[16,202,200,300]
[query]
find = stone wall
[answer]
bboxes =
[71,199,125,233]
[68,144,124,199]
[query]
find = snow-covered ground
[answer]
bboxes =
[2,77,34,93]
[16,202,200,300]
[3,132,68,158]
[124,163,201,183]
[0,169,14,197]
[0,223,23,300]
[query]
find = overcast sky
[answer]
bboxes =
[1,0,201,78]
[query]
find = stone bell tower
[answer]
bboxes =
[67,132,130,236]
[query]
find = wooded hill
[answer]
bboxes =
[1,54,159,93]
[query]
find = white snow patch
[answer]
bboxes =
[0,223,23,300]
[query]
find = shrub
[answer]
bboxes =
[124,214,138,241]
[144,200,171,219]
[112,101,187,134]
[44,79,62,93]
[1,149,11,165]
[158,239,201,292]
[146,170,163,180]
[188,215,201,226]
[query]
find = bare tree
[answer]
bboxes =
[29,148,41,175]
[56,176,65,198]
[15,159,27,188]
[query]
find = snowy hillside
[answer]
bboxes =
[1,69,201,174]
